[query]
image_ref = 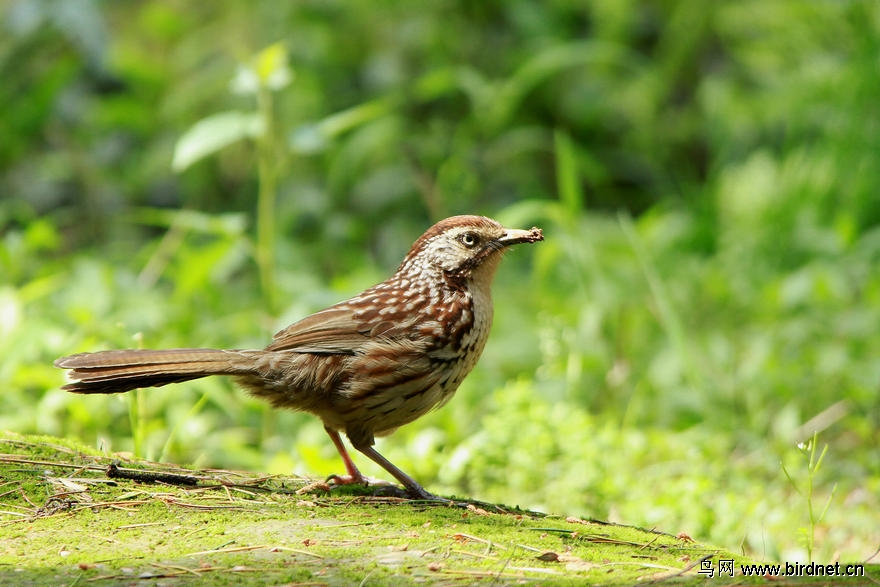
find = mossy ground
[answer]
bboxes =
[1,432,872,586]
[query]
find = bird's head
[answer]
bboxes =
[399,215,543,285]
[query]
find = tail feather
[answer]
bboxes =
[55,348,252,394]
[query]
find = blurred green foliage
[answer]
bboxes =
[2,0,878,564]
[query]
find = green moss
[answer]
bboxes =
[2,432,873,585]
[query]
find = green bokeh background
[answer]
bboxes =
[2,0,878,564]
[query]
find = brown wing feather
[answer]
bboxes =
[266,281,436,355]
[266,304,370,353]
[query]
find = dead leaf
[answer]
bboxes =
[676,532,694,543]
[558,553,596,572]
[465,504,490,516]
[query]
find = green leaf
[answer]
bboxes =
[254,42,292,90]
[231,42,293,95]
[289,97,395,154]
[172,111,263,172]
[554,128,583,216]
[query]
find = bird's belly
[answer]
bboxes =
[328,358,467,437]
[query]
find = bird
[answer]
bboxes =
[55,215,544,500]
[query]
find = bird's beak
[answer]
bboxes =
[498,226,544,246]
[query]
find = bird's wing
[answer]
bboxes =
[265,296,421,354]
[266,305,370,354]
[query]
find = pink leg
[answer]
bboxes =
[324,426,446,501]
[356,444,444,501]
[324,426,367,485]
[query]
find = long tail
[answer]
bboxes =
[55,348,256,394]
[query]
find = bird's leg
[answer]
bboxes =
[354,443,447,502]
[325,427,443,500]
[323,426,368,486]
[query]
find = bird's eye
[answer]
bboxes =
[459,231,480,248]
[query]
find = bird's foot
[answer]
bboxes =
[326,473,407,497]
[325,473,392,488]
[406,488,450,502]
[325,474,448,502]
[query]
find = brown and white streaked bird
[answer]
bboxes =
[56,215,543,500]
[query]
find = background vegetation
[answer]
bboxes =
[2,0,878,565]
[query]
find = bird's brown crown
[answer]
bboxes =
[398,215,543,280]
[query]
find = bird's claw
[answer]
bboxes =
[324,474,448,502]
